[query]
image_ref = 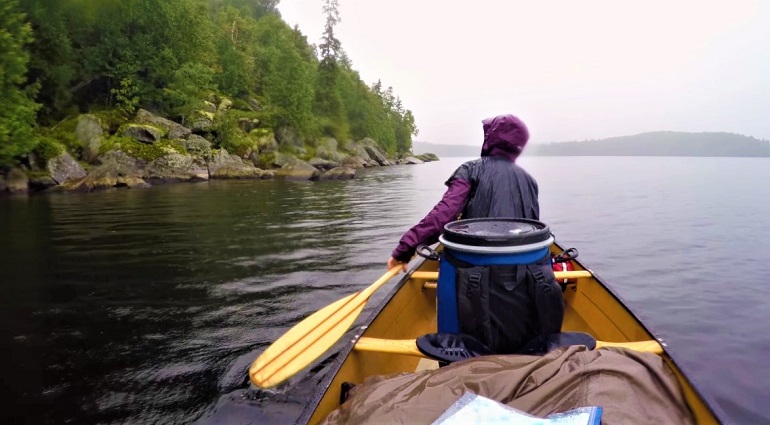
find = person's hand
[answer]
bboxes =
[388,256,408,273]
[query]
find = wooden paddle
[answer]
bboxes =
[249,267,402,389]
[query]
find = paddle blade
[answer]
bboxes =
[248,267,402,389]
[249,291,368,389]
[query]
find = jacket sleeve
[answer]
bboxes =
[391,178,472,262]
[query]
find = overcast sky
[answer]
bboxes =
[279,0,769,145]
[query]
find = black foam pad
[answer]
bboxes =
[416,333,494,363]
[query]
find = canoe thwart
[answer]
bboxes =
[354,337,424,357]
[415,270,593,290]
[354,337,663,357]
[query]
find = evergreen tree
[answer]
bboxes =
[0,0,40,166]
[314,0,347,139]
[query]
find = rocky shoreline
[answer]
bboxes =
[1,103,439,196]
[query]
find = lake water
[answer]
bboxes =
[2,156,769,424]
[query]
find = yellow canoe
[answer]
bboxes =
[285,243,724,424]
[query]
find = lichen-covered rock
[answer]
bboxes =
[208,150,262,179]
[218,98,233,112]
[145,152,209,183]
[364,145,389,166]
[401,156,425,165]
[121,124,163,144]
[62,151,144,192]
[308,158,339,170]
[184,135,212,159]
[6,168,29,194]
[316,137,346,162]
[353,145,372,162]
[271,152,297,168]
[76,114,104,163]
[340,156,367,169]
[135,109,191,140]
[418,153,440,162]
[275,160,320,181]
[191,110,214,132]
[319,167,356,180]
[202,101,217,113]
[250,129,278,154]
[47,152,87,184]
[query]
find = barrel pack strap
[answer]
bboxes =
[528,262,565,337]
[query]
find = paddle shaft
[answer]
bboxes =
[249,267,402,388]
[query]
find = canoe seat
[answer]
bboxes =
[416,332,619,364]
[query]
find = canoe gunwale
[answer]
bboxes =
[562,243,727,423]
[295,261,424,424]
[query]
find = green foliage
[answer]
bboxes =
[31,136,64,167]
[255,150,276,169]
[208,0,279,19]
[111,77,140,116]
[164,62,216,123]
[0,0,41,166]
[15,0,420,162]
[251,14,316,133]
[213,110,257,156]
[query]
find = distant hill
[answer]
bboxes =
[412,142,479,157]
[526,131,770,157]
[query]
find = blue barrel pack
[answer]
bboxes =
[436,218,555,334]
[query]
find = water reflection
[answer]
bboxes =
[2,157,770,424]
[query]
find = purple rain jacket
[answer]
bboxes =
[391,114,540,262]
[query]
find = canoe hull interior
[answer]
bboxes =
[297,243,721,424]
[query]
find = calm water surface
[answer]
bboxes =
[2,156,769,424]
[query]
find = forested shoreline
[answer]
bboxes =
[1,0,433,194]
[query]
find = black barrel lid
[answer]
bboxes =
[442,218,551,247]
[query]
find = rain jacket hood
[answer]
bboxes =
[481,114,530,161]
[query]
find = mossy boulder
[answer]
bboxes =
[417,153,440,162]
[218,98,233,112]
[202,101,217,113]
[308,158,339,170]
[315,137,346,162]
[75,114,105,163]
[100,137,184,162]
[145,152,209,183]
[135,109,191,140]
[275,159,320,181]
[62,150,145,192]
[191,110,214,132]
[400,156,425,165]
[340,156,367,169]
[121,124,163,144]
[208,150,264,179]
[250,128,278,154]
[319,167,356,180]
